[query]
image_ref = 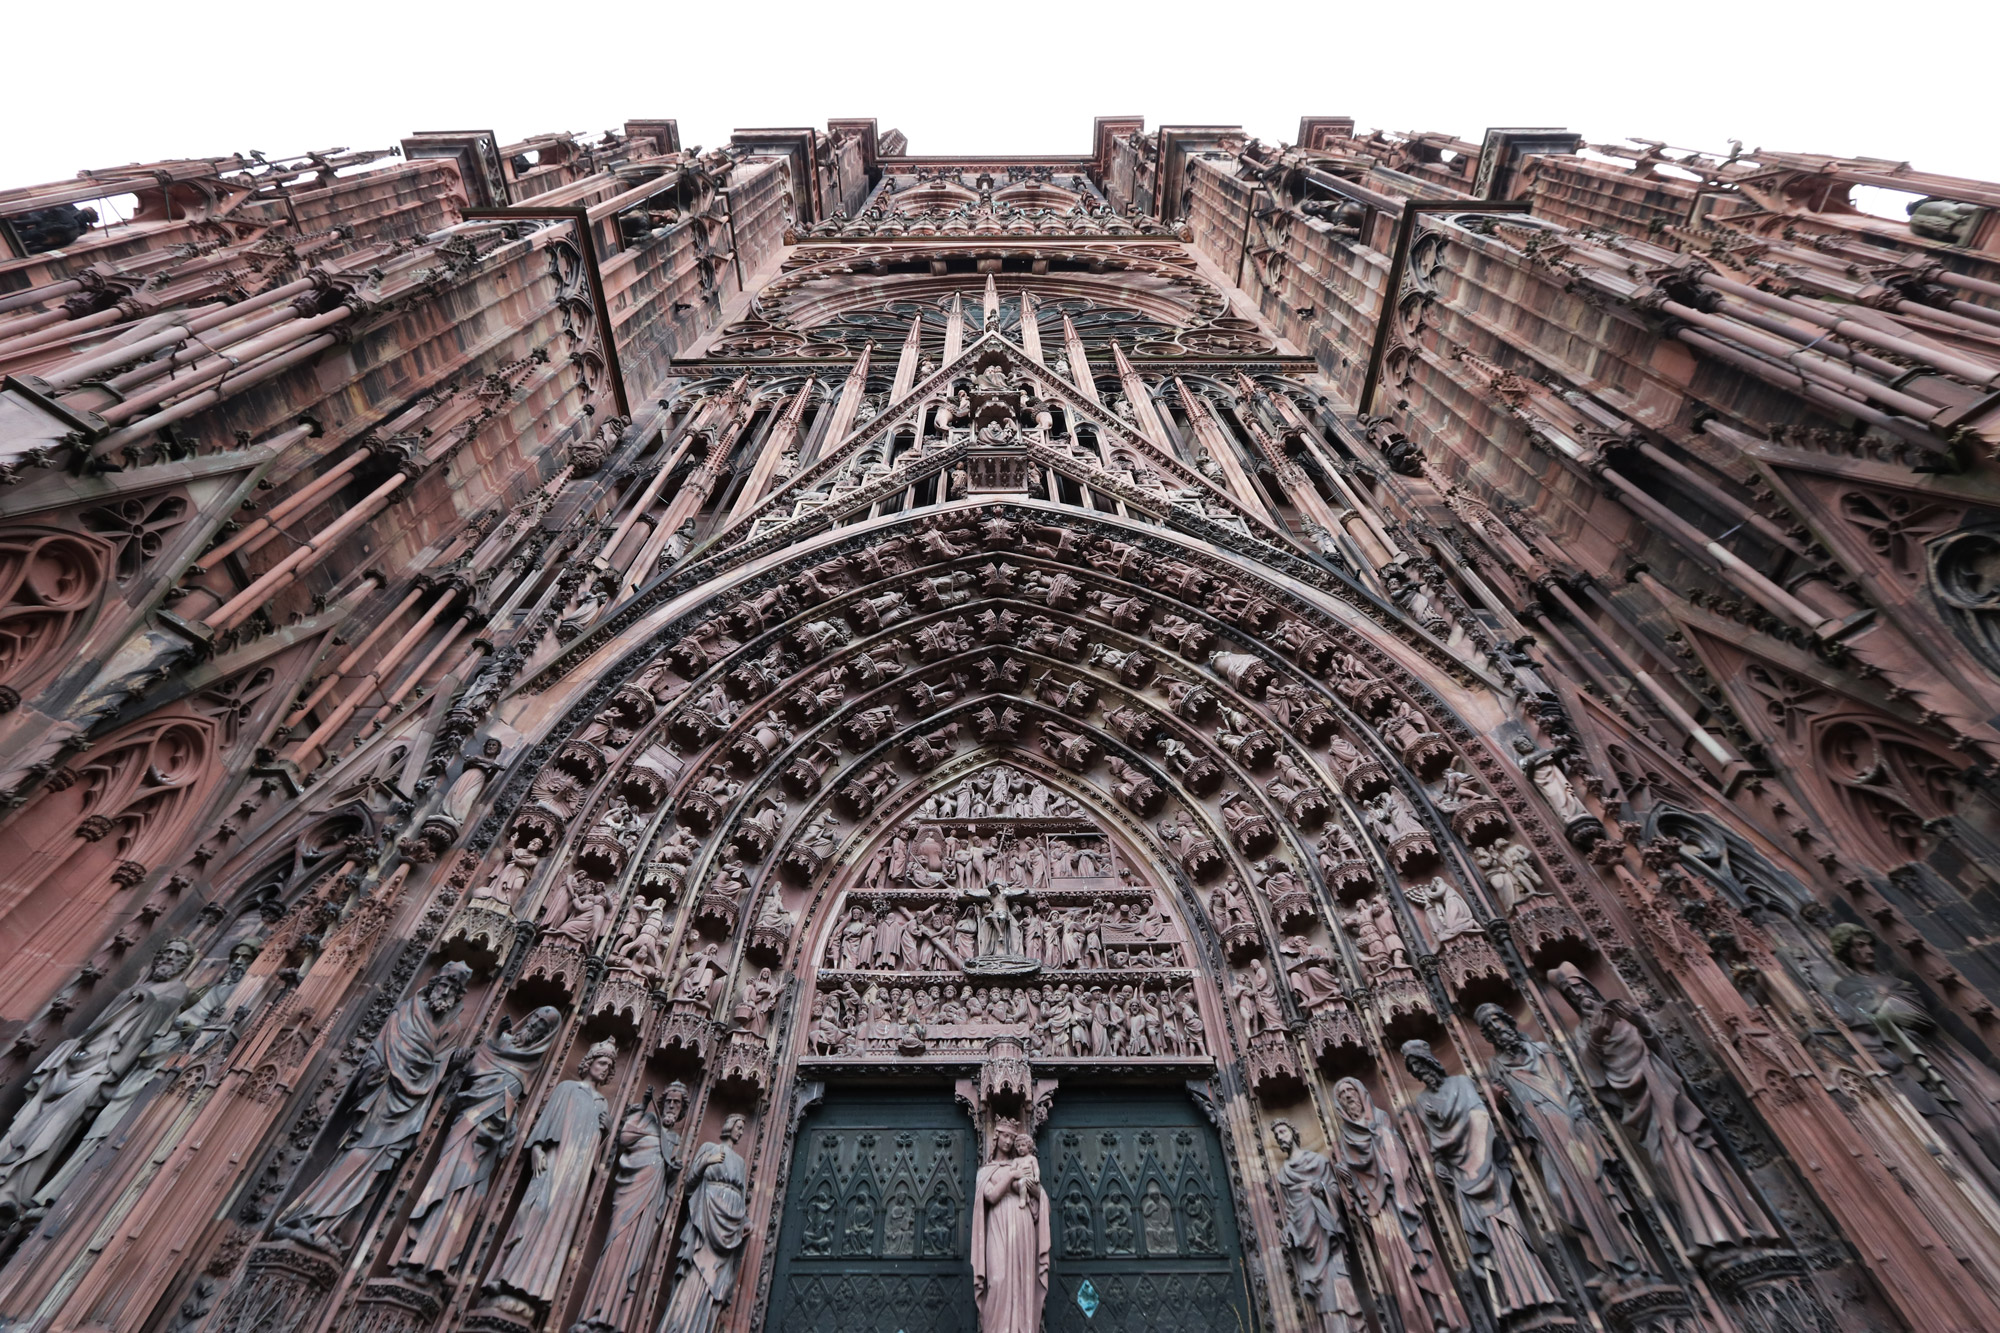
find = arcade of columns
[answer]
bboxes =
[0,112,1997,1333]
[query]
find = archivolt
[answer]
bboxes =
[466,501,1602,1109]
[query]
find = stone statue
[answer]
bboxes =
[0,939,202,1222]
[971,1118,1049,1333]
[1548,965,1776,1252]
[1331,1077,1465,1333]
[272,963,471,1250]
[658,1112,752,1333]
[544,873,614,949]
[474,834,544,903]
[1474,1003,1651,1281]
[1405,877,1482,943]
[1279,936,1346,1011]
[1269,1119,1364,1332]
[397,1005,562,1277]
[575,1082,688,1333]
[734,968,783,1034]
[1825,924,2000,1198]
[1474,841,1545,912]
[485,1038,616,1312]
[1512,737,1591,825]
[1401,1039,1563,1319]
[35,942,259,1208]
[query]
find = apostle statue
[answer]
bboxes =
[36,942,260,1209]
[1269,1119,1364,1333]
[1331,1077,1466,1333]
[1474,1003,1651,1282]
[574,1083,688,1333]
[0,939,203,1223]
[1825,924,2000,1200]
[484,1038,617,1312]
[1547,965,1775,1252]
[971,1118,1049,1333]
[1401,1039,1564,1320]
[272,962,472,1251]
[658,1113,752,1333]
[397,1005,562,1277]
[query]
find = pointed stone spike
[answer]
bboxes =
[892,318,924,401]
[943,294,965,364]
[983,272,1000,325]
[1062,313,1098,403]
[1020,291,1043,364]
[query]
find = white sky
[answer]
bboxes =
[3,0,1993,193]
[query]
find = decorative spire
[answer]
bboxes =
[943,293,965,364]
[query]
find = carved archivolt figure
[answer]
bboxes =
[1405,877,1482,943]
[612,896,672,984]
[658,1113,752,1333]
[397,1005,562,1277]
[972,1118,1049,1333]
[1342,896,1409,976]
[1473,841,1545,912]
[271,963,471,1251]
[1232,959,1288,1036]
[1331,1077,1466,1333]
[1474,1003,1651,1280]
[1269,1119,1365,1333]
[544,873,614,949]
[1825,924,2000,1200]
[1402,1039,1564,1320]
[484,1038,616,1311]
[0,939,200,1222]
[1548,965,1775,1252]
[1279,936,1345,1011]
[473,834,544,903]
[575,1083,688,1333]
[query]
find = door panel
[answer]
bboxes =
[1040,1089,1255,1333]
[768,1090,977,1333]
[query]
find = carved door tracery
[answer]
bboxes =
[1039,1089,1249,1333]
[768,1090,977,1333]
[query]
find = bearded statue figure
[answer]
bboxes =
[272,963,472,1251]
[1548,964,1775,1253]
[396,1005,563,1277]
[0,939,202,1224]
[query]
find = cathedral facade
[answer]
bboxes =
[0,113,1998,1333]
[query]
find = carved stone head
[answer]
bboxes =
[1400,1038,1446,1089]
[1828,923,1876,971]
[149,938,197,981]
[1473,1002,1522,1051]
[424,961,474,1015]
[582,1037,618,1082]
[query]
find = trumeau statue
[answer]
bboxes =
[658,1112,752,1333]
[397,1005,563,1277]
[483,1037,616,1312]
[272,963,472,1251]
[1331,1077,1466,1333]
[1402,1039,1564,1320]
[971,1117,1049,1333]
[575,1082,688,1333]
[0,939,202,1223]
[1547,965,1776,1252]
[1270,1119,1364,1333]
